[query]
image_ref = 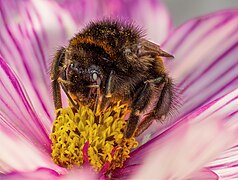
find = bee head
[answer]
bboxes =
[65,60,104,104]
[66,60,102,87]
[63,48,105,103]
[63,39,113,103]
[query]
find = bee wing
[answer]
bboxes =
[123,39,174,72]
[138,38,174,58]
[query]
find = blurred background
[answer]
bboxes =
[163,0,238,25]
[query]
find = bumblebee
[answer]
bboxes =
[51,20,175,138]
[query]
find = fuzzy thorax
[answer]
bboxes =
[50,102,138,173]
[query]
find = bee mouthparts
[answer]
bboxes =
[87,85,100,88]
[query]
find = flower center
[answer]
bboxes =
[50,102,138,173]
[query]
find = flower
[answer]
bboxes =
[0,0,238,179]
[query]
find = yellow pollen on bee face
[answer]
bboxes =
[50,102,138,172]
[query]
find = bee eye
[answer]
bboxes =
[88,65,101,83]
[92,72,98,81]
[124,48,132,56]
[78,68,83,74]
[70,63,78,71]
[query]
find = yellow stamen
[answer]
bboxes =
[50,102,138,172]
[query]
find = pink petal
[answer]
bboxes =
[208,145,238,178]
[112,163,218,179]
[1,168,96,180]
[187,168,218,179]
[0,58,50,150]
[111,164,140,179]
[0,130,66,174]
[128,88,238,179]
[0,0,77,121]
[163,10,238,119]
[61,168,97,180]
[57,0,172,43]
[1,168,60,179]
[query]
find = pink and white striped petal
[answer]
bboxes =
[1,167,96,180]
[111,164,217,179]
[0,129,66,174]
[57,0,172,43]
[208,145,238,179]
[0,0,77,121]
[0,58,51,151]
[187,168,218,179]
[0,168,60,180]
[124,88,238,179]
[163,10,238,119]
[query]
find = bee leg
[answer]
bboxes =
[135,76,173,137]
[100,97,109,111]
[52,80,62,110]
[153,76,173,119]
[100,70,115,111]
[125,82,152,138]
[134,115,154,137]
[125,113,140,138]
[59,80,79,110]
[50,47,65,110]
[105,70,114,98]
[94,87,100,113]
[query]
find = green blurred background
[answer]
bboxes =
[163,0,238,25]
